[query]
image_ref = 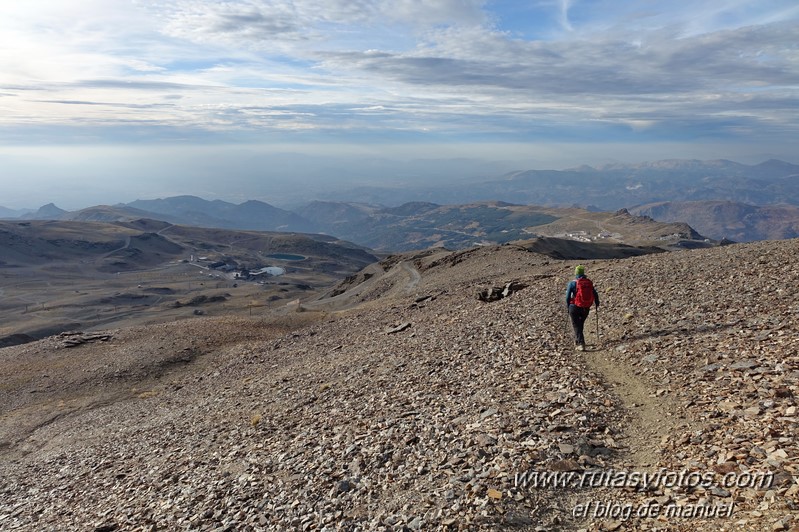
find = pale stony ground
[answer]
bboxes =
[0,239,797,531]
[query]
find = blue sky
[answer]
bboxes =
[1,0,798,208]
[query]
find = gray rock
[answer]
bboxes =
[480,407,498,420]
[558,443,575,455]
[385,322,412,334]
[710,487,731,497]
[730,359,758,370]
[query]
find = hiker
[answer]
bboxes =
[566,264,599,351]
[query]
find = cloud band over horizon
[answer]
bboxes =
[0,1,797,208]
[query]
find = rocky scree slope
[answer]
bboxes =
[0,240,797,531]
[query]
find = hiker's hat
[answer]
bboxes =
[575,265,585,276]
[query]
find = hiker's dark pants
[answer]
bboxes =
[569,304,591,345]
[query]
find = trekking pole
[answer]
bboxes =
[595,307,600,348]
[565,307,573,348]
[568,310,573,348]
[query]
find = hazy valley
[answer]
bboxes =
[7,158,799,248]
[0,220,375,348]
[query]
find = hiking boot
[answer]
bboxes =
[575,344,584,351]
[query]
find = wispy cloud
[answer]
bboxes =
[0,0,796,154]
[558,0,574,32]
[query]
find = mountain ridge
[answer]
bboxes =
[321,158,799,209]
[630,200,799,242]
[5,158,799,251]
[128,195,314,232]
[5,198,719,253]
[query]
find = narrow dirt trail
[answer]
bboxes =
[105,235,132,256]
[400,261,421,291]
[582,347,678,468]
[578,318,683,469]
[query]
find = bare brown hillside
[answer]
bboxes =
[0,220,377,348]
[1,239,797,531]
[630,201,799,242]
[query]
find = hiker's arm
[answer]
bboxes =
[566,281,575,308]
[593,288,600,308]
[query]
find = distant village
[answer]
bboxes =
[558,229,622,243]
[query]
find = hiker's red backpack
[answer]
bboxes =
[574,277,595,308]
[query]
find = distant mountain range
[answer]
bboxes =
[630,201,799,241]
[16,196,316,232]
[3,158,799,248]
[127,196,314,232]
[0,205,32,218]
[318,158,799,209]
[3,196,713,252]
